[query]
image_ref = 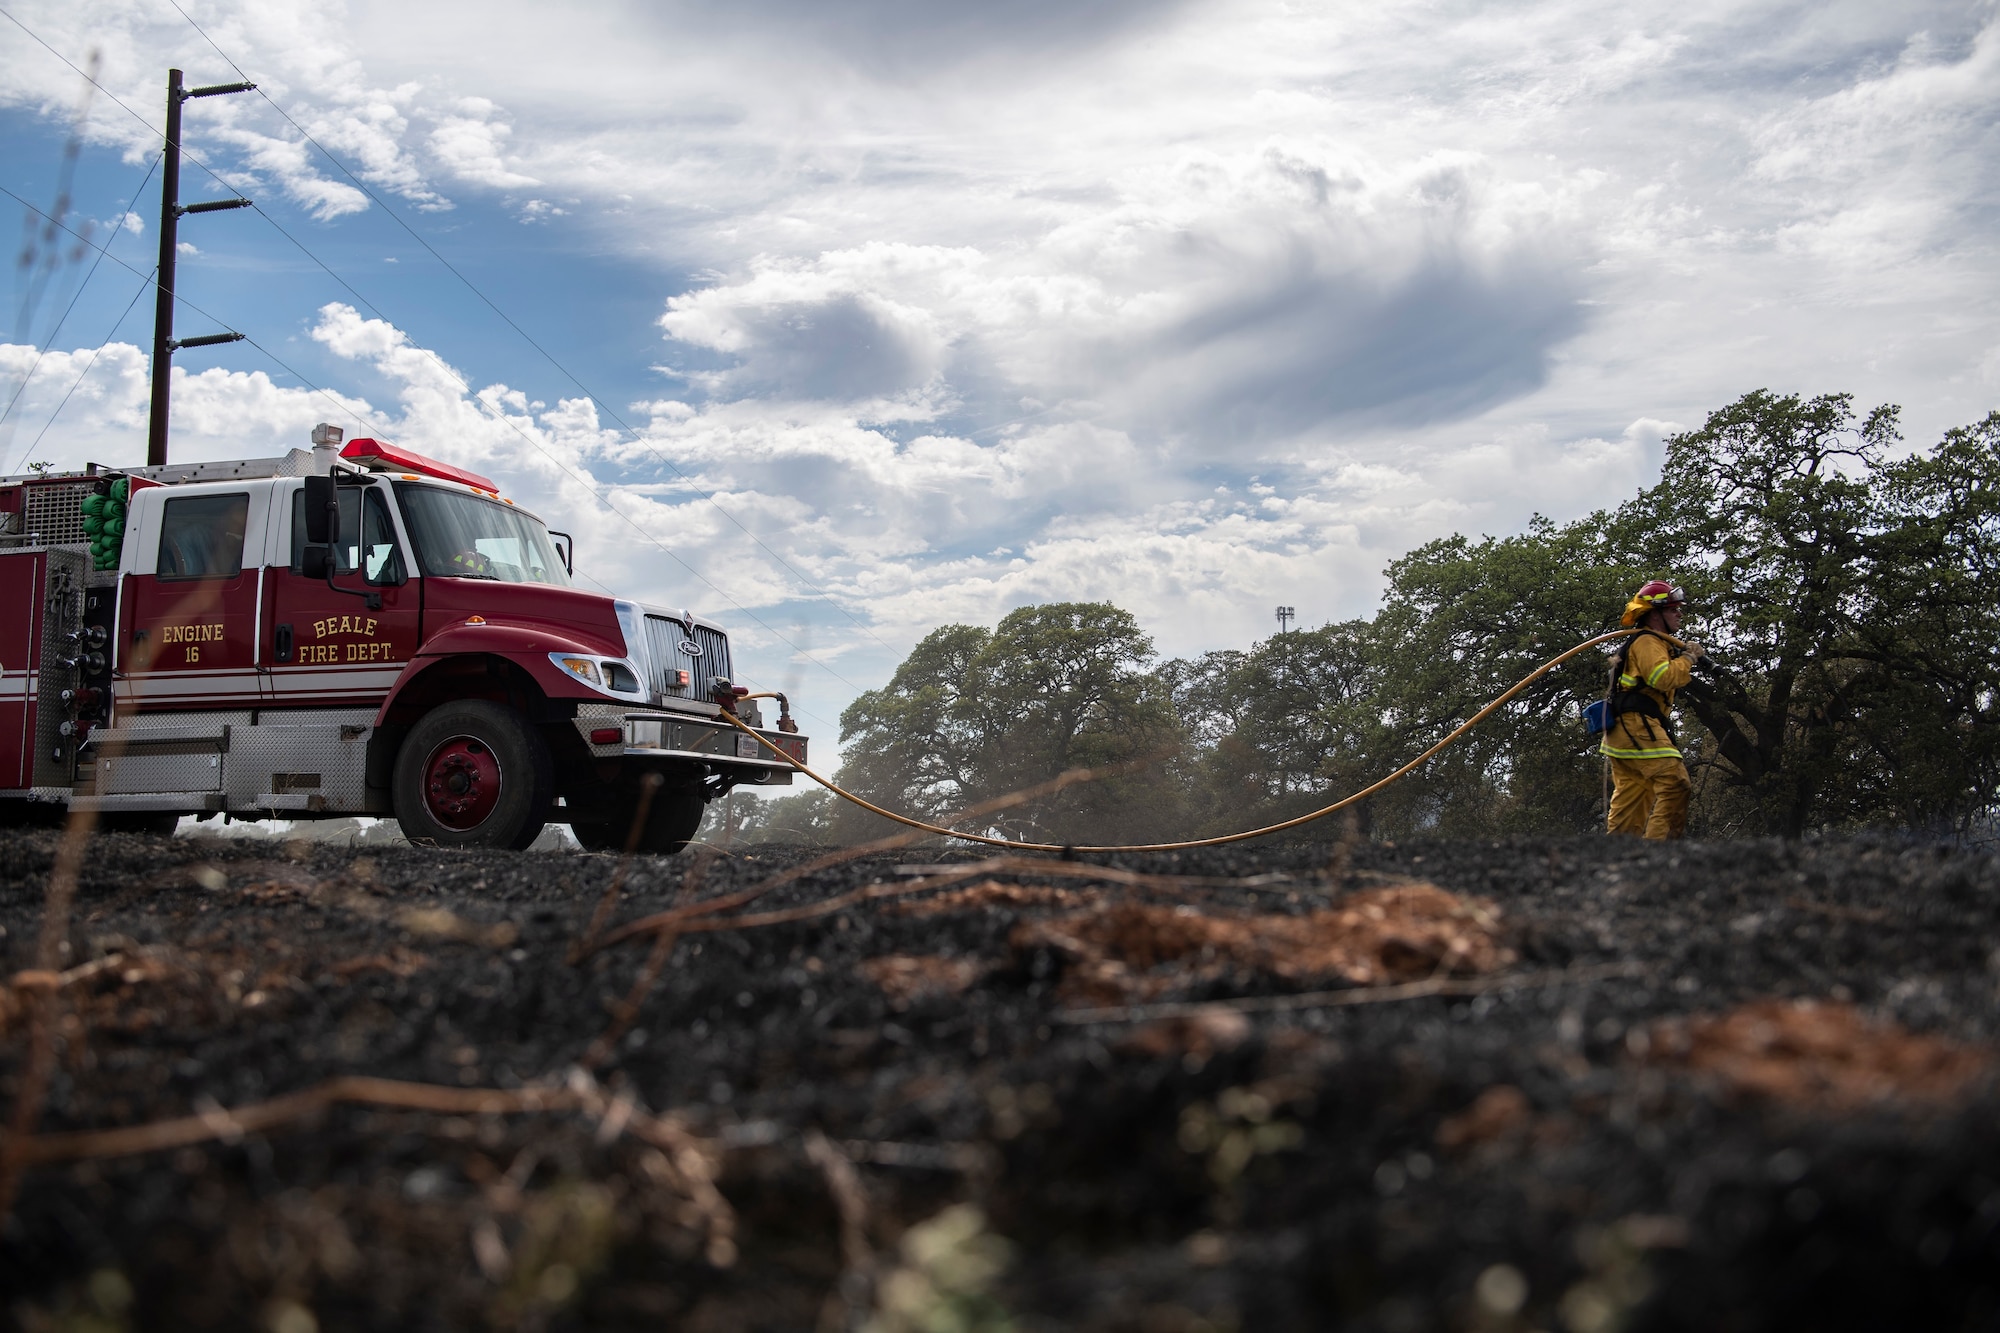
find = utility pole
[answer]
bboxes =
[147,67,256,468]
[1275,605,1296,634]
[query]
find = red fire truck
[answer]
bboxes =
[0,426,806,850]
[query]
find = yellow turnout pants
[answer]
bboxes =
[1607,755,1689,839]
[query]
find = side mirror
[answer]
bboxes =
[301,476,339,545]
[548,530,574,575]
[299,545,331,579]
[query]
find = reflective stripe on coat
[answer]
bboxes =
[1598,631,1692,760]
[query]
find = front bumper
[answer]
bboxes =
[571,707,806,785]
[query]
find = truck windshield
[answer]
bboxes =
[393,482,569,586]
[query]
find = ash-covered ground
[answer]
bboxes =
[3,829,1999,1332]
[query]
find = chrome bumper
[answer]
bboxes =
[571,709,807,781]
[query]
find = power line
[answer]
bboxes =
[0,152,160,445]
[2,186,857,720]
[157,0,902,661]
[0,2,876,700]
[10,265,156,471]
[1,181,864,703]
[0,10,864,702]
[0,181,383,434]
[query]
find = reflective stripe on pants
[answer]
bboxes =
[1607,755,1690,840]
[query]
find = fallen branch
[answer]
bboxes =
[593,855,1393,956]
[805,1129,875,1333]
[578,842,730,1067]
[0,800,102,1217]
[568,772,666,962]
[583,833,930,958]
[1053,962,1655,1025]
[581,760,1164,959]
[10,1076,583,1164]
[250,869,522,950]
[1783,897,1891,926]
[565,1069,737,1268]
[668,873,990,937]
[8,1067,741,1264]
[889,857,1347,893]
[5,948,168,994]
[579,926,681,1069]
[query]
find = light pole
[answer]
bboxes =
[147,67,256,467]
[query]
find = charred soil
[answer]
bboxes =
[3,829,1999,1331]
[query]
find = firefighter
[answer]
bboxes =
[1601,579,1703,839]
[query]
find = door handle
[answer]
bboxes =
[275,623,293,662]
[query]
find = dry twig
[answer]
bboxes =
[568,772,665,962]
[0,803,99,1217]
[15,1075,577,1163]
[578,837,733,1067]
[805,1129,875,1333]
[891,855,1399,893]
[580,926,681,1070]
[1783,897,1892,926]
[7,1070,739,1265]
[1053,961,1654,1025]
[581,759,1162,959]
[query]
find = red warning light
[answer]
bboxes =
[340,438,498,493]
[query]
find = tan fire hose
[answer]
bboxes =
[724,627,1684,854]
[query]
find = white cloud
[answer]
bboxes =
[657,141,1587,445]
[0,340,151,472]
[5,0,1998,754]
[428,97,538,190]
[209,125,371,220]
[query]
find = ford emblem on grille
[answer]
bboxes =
[679,639,703,657]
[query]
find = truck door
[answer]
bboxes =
[262,479,421,709]
[116,488,264,714]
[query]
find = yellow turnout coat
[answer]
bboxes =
[1598,631,1692,760]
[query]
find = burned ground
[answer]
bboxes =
[2,830,1999,1331]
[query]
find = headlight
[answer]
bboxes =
[549,652,644,698]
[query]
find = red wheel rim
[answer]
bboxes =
[422,734,502,830]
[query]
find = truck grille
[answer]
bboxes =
[643,615,733,699]
[23,480,94,546]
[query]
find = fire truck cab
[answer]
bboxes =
[0,428,806,850]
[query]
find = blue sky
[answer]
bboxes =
[1,103,691,462]
[4,0,1998,758]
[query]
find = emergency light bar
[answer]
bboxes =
[339,438,499,493]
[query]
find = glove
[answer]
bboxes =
[1681,640,1705,664]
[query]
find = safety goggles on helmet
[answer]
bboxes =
[1622,579,1687,626]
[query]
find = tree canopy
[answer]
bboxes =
[737,392,2000,845]
[826,602,1187,844]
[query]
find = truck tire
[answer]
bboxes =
[392,701,554,850]
[0,801,63,830]
[570,783,707,855]
[99,812,181,835]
